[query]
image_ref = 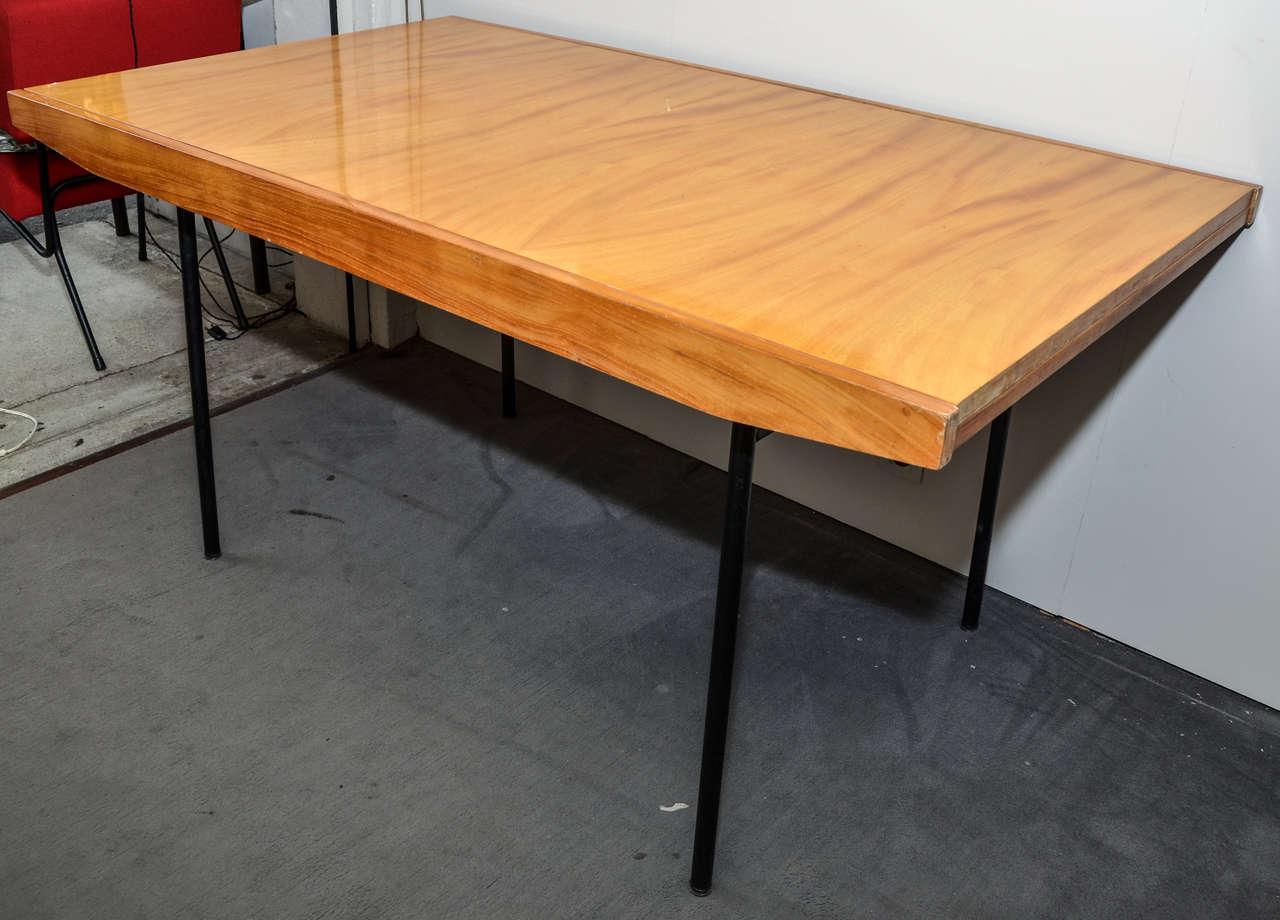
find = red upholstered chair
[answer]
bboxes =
[132,0,243,66]
[0,0,256,371]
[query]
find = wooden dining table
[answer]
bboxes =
[8,15,1261,896]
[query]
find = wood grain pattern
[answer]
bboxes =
[8,16,1260,467]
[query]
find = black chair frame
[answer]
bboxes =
[1,143,271,371]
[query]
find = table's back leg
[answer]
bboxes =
[110,196,130,237]
[501,334,516,418]
[689,421,760,896]
[344,272,358,353]
[249,235,270,295]
[178,207,222,560]
[960,408,1011,631]
[135,194,148,262]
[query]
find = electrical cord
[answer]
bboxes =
[121,5,296,339]
[210,295,300,341]
[126,0,139,68]
[265,242,295,267]
[142,221,242,326]
[141,221,301,339]
[0,407,39,459]
[146,222,291,303]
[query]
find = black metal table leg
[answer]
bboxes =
[960,408,1011,631]
[249,235,271,294]
[203,216,249,330]
[345,272,358,353]
[178,208,222,560]
[501,334,516,418]
[110,196,130,236]
[690,421,759,896]
[136,193,148,261]
[329,0,360,356]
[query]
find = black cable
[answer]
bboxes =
[150,222,289,305]
[197,225,237,269]
[210,293,300,340]
[126,0,139,68]
[120,6,297,340]
[265,246,295,268]
[142,221,300,337]
[143,221,238,325]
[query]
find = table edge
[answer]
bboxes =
[954,194,1253,442]
[10,17,1263,467]
[9,86,961,467]
[450,16,1262,226]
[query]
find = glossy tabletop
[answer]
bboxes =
[8,16,1261,466]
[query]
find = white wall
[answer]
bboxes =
[272,0,332,44]
[339,0,430,32]
[241,0,277,48]
[299,1,1279,707]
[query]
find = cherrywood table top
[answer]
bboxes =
[9,17,1260,467]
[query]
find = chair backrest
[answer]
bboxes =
[0,0,242,143]
[131,0,241,68]
[0,0,134,142]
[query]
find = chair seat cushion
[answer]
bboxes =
[0,148,129,223]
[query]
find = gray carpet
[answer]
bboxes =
[2,340,1277,919]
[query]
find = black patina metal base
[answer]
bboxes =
[960,408,1011,631]
[172,268,1015,893]
[110,196,130,237]
[689,422,762,895]
[249,235,270,294]
[686,415,1013,892]
[135,193,148,262]
[177,208,222,560]
[501,334,516,418]
[0,145,108,370]
[203,216,250,330]
[2,145,261,371]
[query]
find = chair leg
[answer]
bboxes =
[110,196,130,236]
[203,216,249,330]
[50,234,107,372]
[249,235,270,294]
[136,193,148,261]
[37,145,105,372]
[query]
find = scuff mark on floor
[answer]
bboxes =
[288,508,345,524]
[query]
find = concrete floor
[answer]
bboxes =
[0,200,347,493]
[1,340,1277,919]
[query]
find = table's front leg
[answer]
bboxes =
[690,422,762,895]
[177,207,222,560]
